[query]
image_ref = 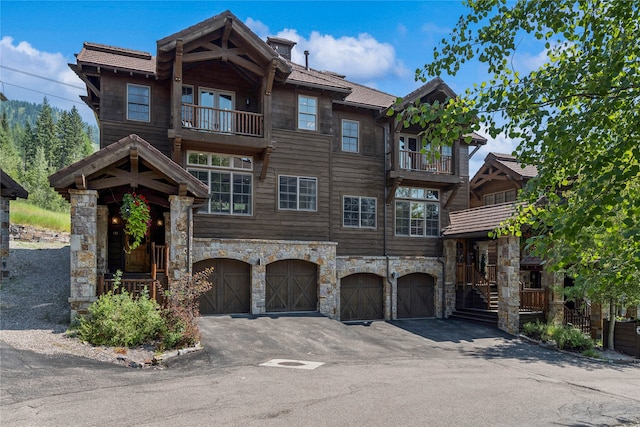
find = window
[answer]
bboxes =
[181,85,194,126]
[279,176,317,211]
[343,196,376,228]
[394,187,440,237]
[127,84,150,122]
[198,88,234,132]
[298,95,317,131]
[187,151,253,215]
[483,189,516,206]
[342,120,359,152]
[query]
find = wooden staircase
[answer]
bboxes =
[449,307,498,326]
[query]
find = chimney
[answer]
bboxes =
[266,37,296,61]
[304,50,309,70]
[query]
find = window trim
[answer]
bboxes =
[278,175,318,212]
[483,189,517,206]
[297,94,318,131]
[394,186,440,238]
[342,195,376,229]
[126,83,150,122]
[341,119,359,153]
[186,151,253,216]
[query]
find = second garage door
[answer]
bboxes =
[340,273,384,321]
[397,273,435,318]
[266,259,318,312]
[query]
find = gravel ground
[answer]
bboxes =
[0,240,156,368]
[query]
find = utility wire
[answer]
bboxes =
[0,81,84,104]
[0,64,85,90]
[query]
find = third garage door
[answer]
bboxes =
[266,259,318,312]
[195,258,251,315]
[397,273,435,318]
[340,273,384,321]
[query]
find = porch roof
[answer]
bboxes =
[442,202,518,238]
[1,168,28,200]
[49,134,210,204]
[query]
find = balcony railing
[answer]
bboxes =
[181,104,263,137]
[399,151,452,174]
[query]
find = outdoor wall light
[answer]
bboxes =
[111,216,120,225]
[156,218,164,227]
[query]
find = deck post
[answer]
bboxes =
[167,195,194,289]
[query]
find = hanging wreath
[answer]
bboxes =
[120,192,151,252]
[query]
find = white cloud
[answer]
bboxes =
[245,17,270,39]
[420,22,451,35]
[468,126,521,177]
[0,36,95,124]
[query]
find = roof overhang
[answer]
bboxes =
[1,169,28,200]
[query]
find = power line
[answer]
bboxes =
[0,81,84,105]
[0,65,86,90]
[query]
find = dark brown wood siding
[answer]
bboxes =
[192,128,332,241]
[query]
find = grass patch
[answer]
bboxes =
[10,200,70,232]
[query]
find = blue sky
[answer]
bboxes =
[0,1,546,174]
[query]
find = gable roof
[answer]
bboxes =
[74,42,156,75]
[49,134,209,203]
[470,152,538,191]
[1,168,28,200]
[442,202,517,238]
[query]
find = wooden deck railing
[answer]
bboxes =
[564,305,591,334]
[151,243,168,280]
[181,104,263,137]
[520,288,547,312]
[399,151,452,174]
[97,276,163,303]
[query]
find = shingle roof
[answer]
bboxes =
[76,42,156,75]
[442,202,518,238]
[1,168,28,200]
[491,153,538,179]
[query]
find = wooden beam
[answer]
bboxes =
[88,169,178,195]
[222,16,233,48]
[443,184,461,210]
[265,59,277,96]
[130,147,139,174]
[172,39,184,135]
[386,177,403,205]
[172,137,182,164]
[74,174,86,190]
[178,183,187,196]
[260,145,274,180]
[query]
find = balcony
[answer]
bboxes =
[181,104,263,137]
[399,150,452,174]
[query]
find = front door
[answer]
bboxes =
[198,88,234,132]
[124,237,149,273]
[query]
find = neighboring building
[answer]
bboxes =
[1,168,28,282]
[50,10,487,322]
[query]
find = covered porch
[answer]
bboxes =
[49,134,209,318]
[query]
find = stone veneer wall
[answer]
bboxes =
[168,196,193,284]
[68,189,98,318]
[0,196,9,282]
[443,239,457,317]
[337,256,444,320]
[193,238,338,318]
[542,270,564,325]
[497,235,520,334]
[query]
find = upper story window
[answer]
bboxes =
[343,196,376,228]
[187,151,253,215]
[198,88,234,133]
[399,134,452,173]
[484,189,516,206]
[127,84,150,122]
[342,120,359,152]
[279,175,317,211]
[181,85,194,125]
[395,187,440,237]
[298,95,317,131]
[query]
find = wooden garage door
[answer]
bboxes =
[341,273,384,321]
[195,259,251,315]
[397,273,435,318]
[266,260,317,312]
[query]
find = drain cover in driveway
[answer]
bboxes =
[259,359,324,370]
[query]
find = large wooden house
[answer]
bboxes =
[50,10,488,323]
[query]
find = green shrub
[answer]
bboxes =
[71,272,165,347]
[522,321,547,341]
[551,326,594,352]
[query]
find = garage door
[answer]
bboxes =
[340,273,384,321]
[397,273,435,318]
[195,259,251,315]
[266,259,317,312]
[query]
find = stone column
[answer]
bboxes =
[68,189,98,319]
[168,196,193,286]
[443,239,457,317]
[252,262,266,315]
[96,205,108,275]
[497,235,520,334]
[0,196,9,282]
[317,246,337,319]
[543,270,564,325]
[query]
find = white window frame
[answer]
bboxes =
[343,196,376,228]
[341,119,359,152]
[278,175,318,211]
[298,95,317,131]
[186,151,253,216]
[126,84,150,122]
[394,187,440,237]
[181,85,194,126]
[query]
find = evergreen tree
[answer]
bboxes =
[34,98,57,167]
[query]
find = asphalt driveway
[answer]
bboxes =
[2,315,640,426]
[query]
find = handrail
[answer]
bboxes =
[399,151,452,174]
[564,305,591,334]
[520,287,547,311]
[97,276,162,303]
[181,103,263,137]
